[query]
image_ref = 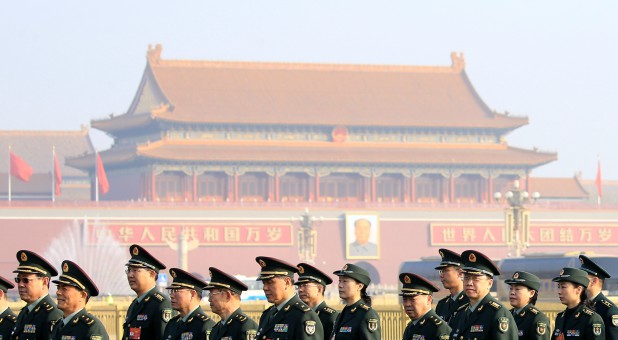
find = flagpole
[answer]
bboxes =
[52,146,56,202]
[8,145,11,202]
[95,151,99,202]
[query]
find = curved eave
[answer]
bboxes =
[91,114,155,135]
[65,146,140,171]
[134,141,557,168]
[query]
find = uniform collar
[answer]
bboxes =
[27,294,48,311]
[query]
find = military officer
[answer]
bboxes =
[254,256,324,339]
[0,276,17,339]
[434,248,468,325]
[206,267,258,340]
[295,262,339,339]
[11,250,62,340]
[449,250,517,340]
[163,268,214,340]
[400,272,451,340]
[579,254,618,339]
[552,267,605,339]
[505,271,550,340]
[331,263,381,339]
[50,260,109,340]
[123,244,173,340]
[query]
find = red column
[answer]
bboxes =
[234,173,239,202]
[151,169,156,202]
[275,174,280,202]
[315,174,320,201]
[450,175,455,203]
[192,173,197,202]
[410,176,416,203]
[371,174,376,202]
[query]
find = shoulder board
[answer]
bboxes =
[528,306,539,315]
[80,314,95,326]
[439,296,450,303]
[488,301,502,310]
[456,303,470,312]
[601,299,614,308]
[42,301,54,312]
[322,307,337,314]
[3,314,17,323]
[194,313,210,322]
[557,311,565,317]
[582,307,594,316]
[429,315,443,326]
[293,302,311,312]
[359,303,370,311]
[153,292,165,302]
[234,313,248,323]
[171,314,182,321]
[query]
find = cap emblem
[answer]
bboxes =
[513,272,519,279]
[580,258,584,264]
[258,259,266,268]
[439,250,444,258]
[469,253,477,262]
[21,252,28,262]
[132,247,139,256]
[404,275,411,284]
[209,270,213,278]
[298,265,305,274]
[170,270,176,278]
[63,262,69,273]
[342,264,348,271]
[560,269,564,275]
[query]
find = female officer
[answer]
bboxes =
[551,267,605,339]
[505,271,550,339]
[331,263,381,339]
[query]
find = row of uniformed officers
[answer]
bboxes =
[0,245,616,340]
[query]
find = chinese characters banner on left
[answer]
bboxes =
[430,223,618,246]
[87,221,293,246]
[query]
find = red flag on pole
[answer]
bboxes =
[96,153,109,195]
[10,152,33,182]
[54,152,62,196]
[595,159,603,200]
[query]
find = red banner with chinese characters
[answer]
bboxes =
[430,223,618,246]
[87,221,294,246]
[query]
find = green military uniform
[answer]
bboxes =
[331,263,381,340]
[162,268,214,340]
[434,249,469,325]
[399,272,451,340]
[579,255,618,339]
[11,250,63,340]
[295,262,339,340]
[205,267,258,340]
[255,256,324,339]
[50,260,109,340]
[162,307,213,340]
[50,308,109,340]
[449,250,517,340]
[123,244,173,340]
[505,271,550,340]
[0,276,17,340]
[551,267,605,339]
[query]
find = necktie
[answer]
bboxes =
[464,307,472,323]
[57,320,65,333]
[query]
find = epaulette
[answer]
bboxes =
[429,315,443,326]
[192,313,210,323]
[322,307,337,314]
[42,301,54,312]
[439,296,450,303]
[1,314,17,323]
[488,301,502,310]
[80,314,95,326]
[528,306,539,315]
[170,314,182,321]
[234,313,248,323]
[601,299,614,308]
[582,307,594,316]
[293,302,311,312]
[557,311,565,318]
[359,303,370,311]
[456,303,470,312]
[153,292,165,302]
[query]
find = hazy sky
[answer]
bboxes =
[1,1,616,179]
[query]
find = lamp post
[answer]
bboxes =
[292,208,322,264]
[494,180,540,257]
